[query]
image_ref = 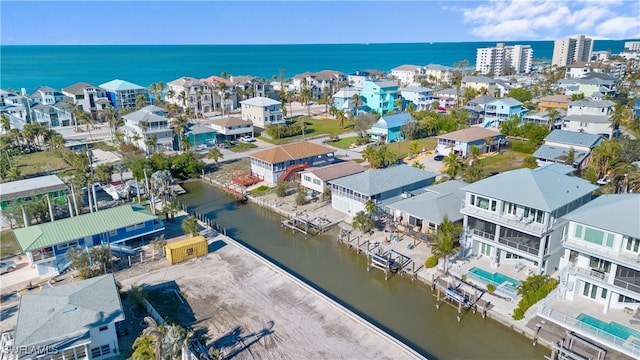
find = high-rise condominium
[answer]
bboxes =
[476,43,533,76]
[552,35,593,67]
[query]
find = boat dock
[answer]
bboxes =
[432,276,492,322]
[281,210,336,237]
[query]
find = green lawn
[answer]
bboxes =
[478,151,528,173]
[15,151,69,177]
[259,117,354,145]
[329,136,360,149]
[1,230,21,257]
[229,143,258,152]
[381,137,438,158]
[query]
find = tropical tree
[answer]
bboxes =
[77,111,94,140]
[300,79,312,117]
[182,216,199,237]
[1,113,11,133]
[136,94,148,109]
[351,93,363,115]
[612,102,632,131]
[442,152,463,178]
[100,105,120,140]
[132,336,156,360]
[409,141,419,156]
[462,163,485,183]
[217,82,228,117]
[352,210,374,234]
[507,88,533,103]
[431,215,462,274]
[145,134,157,155]
[142,316,164,360]
[412,161,425,169]
[207,147,223,164]
[336,110,347,129]
[149,82,165,105]
[150,170,175,207]
[94,164,113,184]
[546,108,561,131]
[364,199,376,219]
[172,115,188,138]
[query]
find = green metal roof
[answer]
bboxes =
[14,204,158,251]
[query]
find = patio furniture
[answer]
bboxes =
[525,268,534,276]
[514,262,525,272]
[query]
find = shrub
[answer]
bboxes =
[512,275,558,320]
[487,284,496,293]
[275,182,288,197]
[295,186,306,205]
[511,141,537,154]
[424,255,439,268]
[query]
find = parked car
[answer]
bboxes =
[240,136,256,143]
[434,155,444,161]
[0,261,16,274]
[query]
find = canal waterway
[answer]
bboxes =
[179,181,547,359]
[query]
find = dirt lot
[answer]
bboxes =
[116,237,421,359]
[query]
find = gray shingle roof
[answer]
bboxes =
[461,167,598,211]
[13,274,124,348]
[306,161,365,181]
[544,130,602,147]
[533,145,589,165]
[562,194,640,238]
[462,75,496,84]
[329,165,436,196]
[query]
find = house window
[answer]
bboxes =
[589,257,611,273]
[502,202,517,216]
[126,223,145,232]
[91,344,110,358]
[625,237,640,253]
[57,240,78,250]
[99,325,109,332]
[109,230,117,236]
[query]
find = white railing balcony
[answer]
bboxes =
[460,203,546,235]
[497,237,540,256]
[564,239,640,271]
[538,303,640,358]
[467,227,496,241]
[568,265,610,286]
[613,278,640,295]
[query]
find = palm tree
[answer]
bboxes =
[145,134,157,155]
[469,145,480,165]
[364,199,376,219]
[207,147,223,164]
[178,90,188,110]
[462,163,485,183]
[132,335,156,360]
[78,111,94,140]
[352,93,363,115]
[66,101,81,131]
[184,107,194,124]
[442,152,462,179]
[182,216,198,236]
[300,82,312,117]
[431,215,462,274]
[217,82,228,117]
[1,113,10,133]
[100,105,120,140]
[179,136,191,152]
[362,145,382,168]
[142,316,164,360]
[611,103,631,131]
[135,94,147,109]
[149,82,165,105]
[546,108,561,131]
[172,115,188,138]
[352,210,373,234]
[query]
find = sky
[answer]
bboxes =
[1,0,639,45]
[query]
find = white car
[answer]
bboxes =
[240,136,256,143]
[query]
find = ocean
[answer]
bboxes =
[0,40,628,93]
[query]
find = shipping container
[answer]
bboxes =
[165,236,208,265]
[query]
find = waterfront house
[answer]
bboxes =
[4,274,124,360]
[563,98,614,138]
[0,175,68,227]
[360,80,398,115]
[13,204,164,276]
[329,165,436,216]
[120,105,173,153]
[182,123,217,149]
[522,109,566,129]
[347,70,372,90]
[99,79,149,109]
[460,166,598,275]
[208,116,254,141]
[461,76,497,97]
[384,180,467,235]
[61,82,110,119]
[299,161,365,198]
[166,76,213,114]
[200,75,237,112]
[332,87,360,116]
[28,86,66,106]
[231,75,270,100]
[368,113,416,143]
[391,65,423,86]
[435,127,501,158]
[292,70,346,97]
[537,194,640,359]
[249,142,335,185]
[533,130,602,169]
[400,86,434,111]
[538,94,572,111]
[483,97,528,128]
[240,96,284,129]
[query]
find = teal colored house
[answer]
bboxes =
[183,123,217,148]
[483,97,528,128]
[360,80,399,115]
[368,113,416,143]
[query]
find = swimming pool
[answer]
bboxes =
[468,267,521,287]
[577,313,640,340]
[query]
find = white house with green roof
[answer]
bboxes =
[13,204,163,276]
[460,165,598,275]
[329,165,437,216]
[2,274,124,360]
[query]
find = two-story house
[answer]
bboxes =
[460,165,598,275]
[5,274,125,360]
[391,65,423,86]
[28,86,67,105]
[166,77,213,115]
[483,97,528,128]
[522,109,566,129]
[465,94,496,125]
[368,113,417,143]
[332,87,361,116]
[423,64,453,87]
[61,82,110,119]
[30,102,73,128]
[13,204,164,276]
[557,72,617,98]
[300,161,365,198]
[538,94,572,111]
[249,142,335,185]
[538,194,640,359]
[240,96,284,129]
[329,165,436,216]
[120,105,174,153]
[99,79,149,109]
[360,80,398,115]
[461,76,497,97]
[400,86,434,111]
[563,98,615,137]
[208,116,254,141]
[533,130,602,169]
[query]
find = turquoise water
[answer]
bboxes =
[577,313,640,340]
[469,267,521,287]
[1,40,628,92]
